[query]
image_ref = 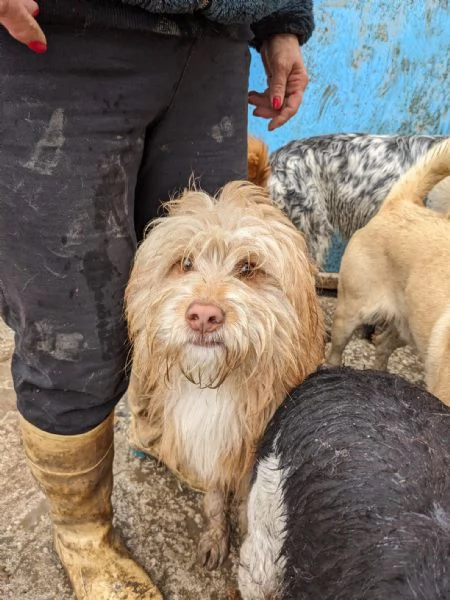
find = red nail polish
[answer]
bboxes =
[32,6,40,17]
[272,96,282,110]
[28,41,47,54]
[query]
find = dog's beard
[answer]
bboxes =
[158,322,249,388]
[153,306,290,391]
[147,311,259,391]
[178,343,230,388]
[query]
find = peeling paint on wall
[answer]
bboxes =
[249,0,449,152]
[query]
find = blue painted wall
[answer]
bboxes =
[249,0,449,152]
[248,0,449,271]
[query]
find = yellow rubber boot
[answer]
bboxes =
[19,413,163,600]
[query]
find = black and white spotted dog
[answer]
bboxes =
[268,134,449,266]
[239,366,450,600]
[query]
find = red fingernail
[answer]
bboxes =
[28,41,47,53]
[32,6,40,17]
[272,96,282,110]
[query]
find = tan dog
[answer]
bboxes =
[125,181,324,570]
[247,135,271,187]
[328,139,450,406]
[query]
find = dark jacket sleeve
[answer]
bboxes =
[118,1,314,48]
[122,0,206,13]
[202,1,293,25]
[250,0,314,50]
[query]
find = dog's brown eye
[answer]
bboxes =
[181,257,194,272]
[238,261,255,277]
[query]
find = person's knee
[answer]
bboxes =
[9,311,130,435]
[14,345,130,435]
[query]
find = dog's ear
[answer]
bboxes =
[247,136,271,188]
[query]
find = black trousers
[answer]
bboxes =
[0,19,249,434]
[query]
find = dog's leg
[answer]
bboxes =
[238,495,249,539]
[127,371,163,457]
[304,217,334,269]
[372,326,405,370]
[425,309,450,406]
[283,190,333,268]
[327,303,362,366]
[327,238,383,365]
[198,488,230,570]
[427,357,450,407]
[236,470,253,540]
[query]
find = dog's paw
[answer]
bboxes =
[198,527,229,570]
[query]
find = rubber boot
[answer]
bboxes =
[19,412,163,600]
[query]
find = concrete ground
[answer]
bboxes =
[0,296,425,600]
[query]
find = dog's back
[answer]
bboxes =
[239,367,450,600]
[355,138,450,266]
[265,133,447,265]
[380,137,450,212]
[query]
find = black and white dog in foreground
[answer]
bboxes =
[267,134,449,267]
[239,366,450,600]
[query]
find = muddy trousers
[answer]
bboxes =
[0,21,249,435]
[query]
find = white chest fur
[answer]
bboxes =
[168,378,242,484]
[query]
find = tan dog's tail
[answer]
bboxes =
[381,138,450,211]
[247,135,271,187]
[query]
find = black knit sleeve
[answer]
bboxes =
[250,0,314,51]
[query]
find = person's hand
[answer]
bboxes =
[249,33,308,131]
[0,0,47,52]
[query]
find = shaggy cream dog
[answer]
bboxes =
[125,181,324,569]
[328,139,450,406]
